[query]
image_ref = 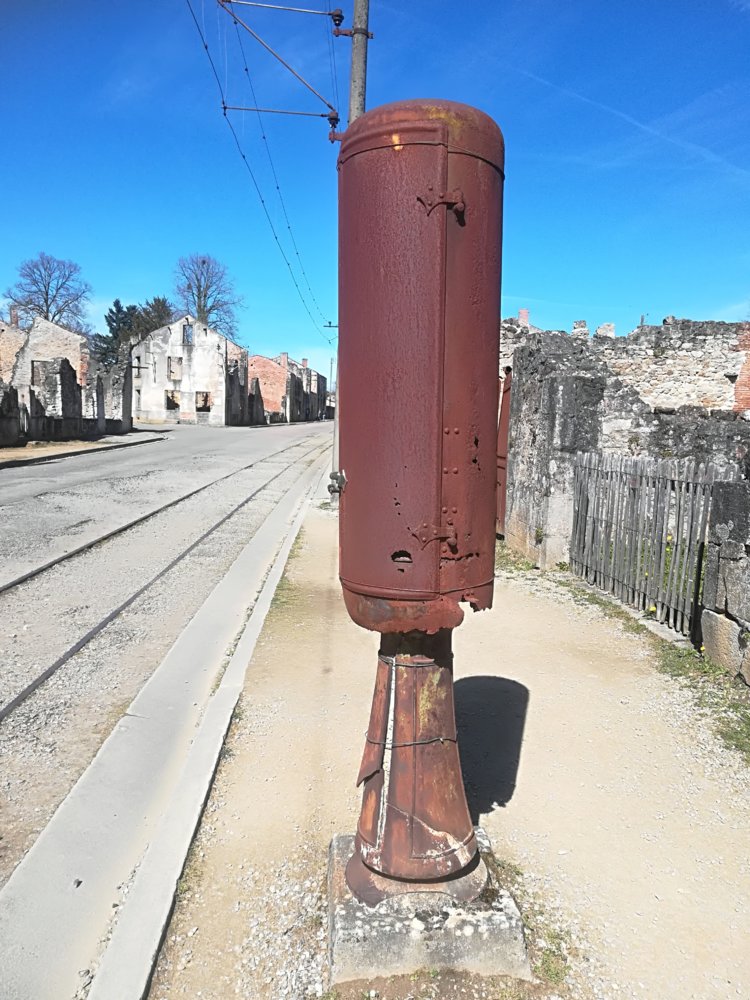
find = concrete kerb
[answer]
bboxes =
[0,432,166,470]
[86,455,331,1000]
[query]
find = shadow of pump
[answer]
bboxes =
[454,676,529,824]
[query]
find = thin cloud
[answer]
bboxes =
[510,66,750,181]
[713,299,750,322]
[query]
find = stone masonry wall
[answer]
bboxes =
[505,326,750,568]
[501,315,750,413]
[0,381,21,446]
[504,334,605,568]
[27,358,82,440]
[591,318,750,412]
[0,320,26,384]
[701,481,750,684]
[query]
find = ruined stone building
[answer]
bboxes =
[248,352,327,424]
[130,315,263,426]
[501,315,750,569]
[0,312,132,445]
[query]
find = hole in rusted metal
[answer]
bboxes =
[391,551,412,564]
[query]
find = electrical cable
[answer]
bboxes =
[323,0,341,120]
[218,0,337,115]
[185,0,336,345]
[233,20,331,324]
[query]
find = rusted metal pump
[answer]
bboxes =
[337,99,505,903]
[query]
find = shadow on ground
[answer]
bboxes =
[455,675,529,823]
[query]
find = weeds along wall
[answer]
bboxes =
[504,318,750,570]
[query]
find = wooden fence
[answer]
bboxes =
[570,453,740,638]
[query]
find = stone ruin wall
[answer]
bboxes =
[0,316,133,444]
[503,317,750,569]
[502,316,750,415]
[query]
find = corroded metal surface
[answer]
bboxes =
[337,99,505,634]
[337,99,505,901]
[349,630,477,890]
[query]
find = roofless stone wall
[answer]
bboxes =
[504,318,750,569]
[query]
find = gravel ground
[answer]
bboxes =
[146,508,750,1000]
[0,429,330,889]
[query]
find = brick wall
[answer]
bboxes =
[249,355,286,419]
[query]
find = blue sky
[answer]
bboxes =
[2,0,749,380]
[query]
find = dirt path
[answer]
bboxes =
[147,506,750,1000]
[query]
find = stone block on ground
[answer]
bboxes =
[701,609,744,675]
[328,831,530,986]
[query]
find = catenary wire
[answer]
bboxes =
[185,0,336,345]
[218,0,337,115]
[324,0,341,115]
[233,20,331,323]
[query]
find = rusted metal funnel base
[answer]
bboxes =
[345,846,488,908]
[351,629,477,885]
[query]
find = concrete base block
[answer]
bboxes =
[328,831,531,986]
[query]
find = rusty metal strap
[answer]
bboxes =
[377,655,450,669]
[365,735,457,749]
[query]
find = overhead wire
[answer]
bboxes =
[218,0,337,116]
[233,20,331,324]
[185,0,336,345]
[323,0,341,118]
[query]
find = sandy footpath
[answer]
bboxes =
[147,502,750,1000]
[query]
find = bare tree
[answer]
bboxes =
[4,251,92,332]
[173,254,242,336]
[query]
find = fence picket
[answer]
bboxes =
[570,452,737,640]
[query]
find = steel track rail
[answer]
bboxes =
[0,436,323,597]
[0,441,330,723]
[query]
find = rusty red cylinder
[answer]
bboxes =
[337,99,505,634]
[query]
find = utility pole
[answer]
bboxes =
[331,0,370,493]
[348,0,370,123]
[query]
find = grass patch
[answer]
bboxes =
[495,539,537,574]
[538,572,750,766]
[268,528,306,612]
[553,578,643,634]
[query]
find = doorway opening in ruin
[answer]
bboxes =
[195,392,212,412]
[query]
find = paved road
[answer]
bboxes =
[0,422,331,900]
[0,421,331,585]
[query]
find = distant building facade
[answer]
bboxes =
[248,351,327,424]
[0,312,132,443]
[130,315,263,426]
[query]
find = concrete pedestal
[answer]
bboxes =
[327,830,530,986]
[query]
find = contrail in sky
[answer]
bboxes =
[511,65,750,181]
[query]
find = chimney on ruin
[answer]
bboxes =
[9,305,19,327]
[279,352,288,369]
[571,320,589,339]
[302,358,308,369]
[518,307,530,327]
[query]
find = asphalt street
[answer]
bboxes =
[0,421,330,586]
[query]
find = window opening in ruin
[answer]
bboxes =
[183,323,194,346]
[135,388,142,410]
[134,355,141,379]
[165,390,181,410]
[167,356,183,380]
[31,361,41,386]
[152,358,157,380]
[195,392,212,412]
